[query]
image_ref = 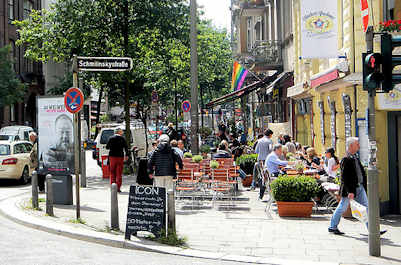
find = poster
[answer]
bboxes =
[342,94,352,139]
[377,87,401,110]
[37,96,75,175]
[301,0,338,58]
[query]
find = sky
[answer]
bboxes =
[197,0,231,30]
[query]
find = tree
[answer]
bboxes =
[0,46,26,107]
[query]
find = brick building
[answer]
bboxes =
[0,0,44,129]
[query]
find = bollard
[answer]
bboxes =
[32,171,38,209]
[167,189,176,233]
[46,174,54,216]
[110,183,119,230]
[81,147,87,188]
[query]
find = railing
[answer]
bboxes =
[249,40,282,65]
[235,0,266,9]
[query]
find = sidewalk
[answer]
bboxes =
[1,171,401,265]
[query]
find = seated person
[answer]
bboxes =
[323,147,340,178]
[212,143,232,159]
[259,144,295,200]
[305,147,321,169]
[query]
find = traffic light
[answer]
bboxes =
[381,33,401,92]
[362,52,383,91]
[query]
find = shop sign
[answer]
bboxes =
[272,87,280,99]
[318,101,325,145]
[328,97,337,148]
[342,94,353,139]
[377,87,401,110]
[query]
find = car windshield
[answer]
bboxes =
[100,130,114,144]
[0,144,10,155]
[0,128,18,134]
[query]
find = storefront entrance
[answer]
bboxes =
[388,112,401,214]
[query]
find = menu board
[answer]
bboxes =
[318,101,325,145]
[328,97,337,148]
[125,185,166,239]
[342,94,352,139]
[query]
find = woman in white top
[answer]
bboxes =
[323,147,340,178]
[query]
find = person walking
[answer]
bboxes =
[29,132,45,192]
[166,123,178,141]
[253,129,274,193]
[328,137,386,235]
[148,134,183,191]
[106,128,128,192]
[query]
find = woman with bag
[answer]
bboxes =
[328,137,386,235]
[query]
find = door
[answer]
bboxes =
[388,112,401,214]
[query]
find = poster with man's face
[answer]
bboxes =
[37,97,75,175]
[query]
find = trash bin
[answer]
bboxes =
[52,174,73,205]
[101,155,110,179]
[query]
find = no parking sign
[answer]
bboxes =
[64,87,84,114]
[182,100,191,112]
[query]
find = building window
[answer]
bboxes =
[8,0,14,23]
[247,17,252,51]
[385,0,401,20]
[24,0,33,19]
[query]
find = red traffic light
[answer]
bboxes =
[364,53,382,69]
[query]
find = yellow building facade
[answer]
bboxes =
[289,0,401,215]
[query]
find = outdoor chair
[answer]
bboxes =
[211,168,236,208]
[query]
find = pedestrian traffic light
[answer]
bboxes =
[362,52,383,91]
[381,33,401,92]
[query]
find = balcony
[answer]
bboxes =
[239,0,266,16]
[237,40,282,71]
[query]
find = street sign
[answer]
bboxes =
[361,0,369,32]
[182,100,191,112]
[64,87,84,114]
[152,90,158,103]
[77,57,133,72]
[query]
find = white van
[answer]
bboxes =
[94,125,148,167]
[0,126,34,142]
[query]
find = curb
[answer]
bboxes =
[0,195,338,265]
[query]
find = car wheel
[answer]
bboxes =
[20,166,29,185]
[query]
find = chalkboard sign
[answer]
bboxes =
[125,185,166,240]
[328,97,337,149]
[318,101,325,145]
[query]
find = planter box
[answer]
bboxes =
[276,201,314,217]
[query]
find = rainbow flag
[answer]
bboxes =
[231,61,248,91]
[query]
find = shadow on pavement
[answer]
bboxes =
[342,234,401,248]
[380,215,401,228]
[55,204,106,213]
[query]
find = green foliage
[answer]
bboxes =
[166,113,183,124]
[68,218,86,224]
[100,114,110,123]
[0,46,26,107]
[286,152,297,162]
[192,155,203,163]
[200,144,211,154]
[294,161,305,172]
[183,152,192,158]
[148,229,187,247]
[236,154,258,174]
[210,160,219,169]
[199,127,213,138]
[270,176,320,202]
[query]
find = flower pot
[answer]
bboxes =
[276,201,314,217]
[242,174,253,187]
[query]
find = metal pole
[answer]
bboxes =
[79,78,87,188]
[111,183,119,230]
[72,55,80,219]
[167,189,176,233]
[365,26,380,257]
[32,171,38,209]
[190,0,199,154]
[46,174,54,216]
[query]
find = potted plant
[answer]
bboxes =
[183,152,192,158]
[294,161,304,173]
[379,20,401,34]
[236,154,258,187]
[270,175,320,217]
[192,155,203,163]
[210,160,219,169]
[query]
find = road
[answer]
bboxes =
[0,179,243,265]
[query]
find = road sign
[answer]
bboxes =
[361,0,369,32]
[152,90,158,103]
[182,100,191,112]
[77,57,133,72]
[64,87,84,114]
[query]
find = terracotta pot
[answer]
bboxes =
[276,201,314,217]
[242,175,253,187]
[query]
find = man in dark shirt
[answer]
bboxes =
[106,128,129,192]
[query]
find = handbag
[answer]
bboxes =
[350,200,368,224]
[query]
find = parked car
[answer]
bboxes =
[93,125,148,167]
[0,140,34,184]
[0,126,34,142]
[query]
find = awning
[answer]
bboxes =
[265,71,293,94]
[206,73,280,108]
[314,72,362,93]
[287,82,312,99]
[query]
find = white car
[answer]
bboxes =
[0,126,34,142]
[0,141,34,184]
